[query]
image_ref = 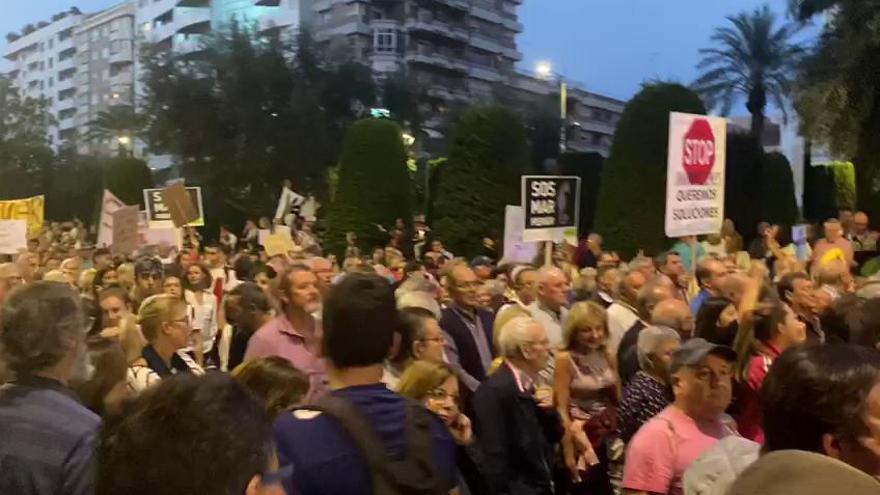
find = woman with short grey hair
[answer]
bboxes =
[618,325,681,444]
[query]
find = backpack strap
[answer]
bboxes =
[308,395,392,478]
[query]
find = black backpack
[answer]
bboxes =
[298,395,448,495]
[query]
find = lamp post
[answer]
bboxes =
[536,61,568,154]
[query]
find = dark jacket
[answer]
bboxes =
[440,306,495,383]
[616,320,648,388]
[473,364,562,495]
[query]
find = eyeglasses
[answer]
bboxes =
[417,336,445,344]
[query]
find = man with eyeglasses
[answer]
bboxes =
[622,338,737,495]
[439,261,495,393]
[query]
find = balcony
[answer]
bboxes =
[110,70,134,87]
[56,56,76,72]
[57,115,75,130]
[56,77,75,91]
[405,48,469,73]
[314,0,335,12]
[176,7,210,34]
[502,47,522,61]
[259,9,299,32]
[469,65,504,83]
[406,13,469,43]
[177,0,210,6]
[432,0,469,11]
[110,44,134,66]
[56,96,76,112]
[469,33,503,53]
[175,34,207,55]
[254,0,280,5]
[470,5,502,24]
[501,16,524,32]
[150,21,176,43]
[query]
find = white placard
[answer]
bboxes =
[0,220,28,254]
[97,189,126,248]
[502,206,538,264]
[665,112,727,238]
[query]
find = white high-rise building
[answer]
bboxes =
[3,8,84,149]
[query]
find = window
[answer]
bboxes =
[591,132,603,145]
[91,30,98,41]
[102,47,109,58]
[49,39,54,49]
[49,57,53,68]
[49,77,53,88]
[374,28,396,53]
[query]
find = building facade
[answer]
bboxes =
[4,0,624,158]
[3,8,83,149]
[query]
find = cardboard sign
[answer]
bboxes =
[144,186,204,228]
[0,195,44,239]
[521,176,581,242]
[97,190,127,248]
[665,112,727,238]
[160,183,199,228]
[111,206,141,255]
[263,233,297,258]
[502,206,538,263]
[0,220,27,254]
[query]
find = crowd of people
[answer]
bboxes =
[1,204,880,495]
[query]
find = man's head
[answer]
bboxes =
[277,265,321,315]
[470,256,494,280]
[655,251,685,282]
[134,257,164,297]
[431,240,445,253]
[402,306,445,363]
[536,266,570,312]
[670,338,736,422]
[722,272,749,306]
[307,257,334,297]
[512,266,539,306]
[0,282,87,384]
[92,248,112,271]
[696,257,727,295]
[446,262,480,310]
[204,244,228,269]
[637,276,675,320]
[840,209,854,231]
[497,316,551,376]
[98,287,132,329]
[0,263,24,304]
[226,283,273,334]
[637,325,682,382]
[761,345,880,480]
[817,260,854,295]
[651,298,695,340]
[853,212,870,235]
[596,266,621,296]
[629,255,656,280]
[825,218,844,242]
[778,272,816,315]
[322,273,398,369]
[619,270,647,306]
[597,252,617,269]
[60,257,82,286]
[587,233,603,253]
[97,373,283,495]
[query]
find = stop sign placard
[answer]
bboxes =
[682,119,715,185]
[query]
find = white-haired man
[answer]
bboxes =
[530,266,571,348]
[473,317,562,495]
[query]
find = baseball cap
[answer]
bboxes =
[670,338,737,374]
[470,256,493,268]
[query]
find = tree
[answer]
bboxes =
[0,77,54,200]
[103,157,153,208]
[431,106,529,257]
[87,106,145,156]
[762,152,800,225]
[790,0,880,221]
[325,119,412,257]
[593,83,706,257]
[694,4,803,140]
[725,132,766,242]
[558,152,604,237]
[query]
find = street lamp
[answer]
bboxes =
[535,61,568,154]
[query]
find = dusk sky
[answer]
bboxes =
[2,0,812,115]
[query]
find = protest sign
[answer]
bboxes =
[0,195,44,239]
[665,112,727,238]
[144,186,204,228]
[264,232,296,258]
[97,190,127,248]
[0,220,27,254]
[502,206,538,264]
[111,206,141,255]
[521,176,581,242]
[160,183,199,228]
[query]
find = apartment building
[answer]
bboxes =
[74,1,137,155]
[3,8,83,149]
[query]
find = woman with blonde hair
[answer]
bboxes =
[127,294,203,393]
[554,301,618,494]
[231,356,309,417]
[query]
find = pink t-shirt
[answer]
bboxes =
[622,405,734,495]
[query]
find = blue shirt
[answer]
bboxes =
[273,383,457,495]
[690,289,712,316]
[0,375,101,495]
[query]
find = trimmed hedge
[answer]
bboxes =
[430,106,529,257]
[103,157,154,208]
[325,118,412,258]
[593,83,706,257]
[558,152,604,237]
[761,152,799,226]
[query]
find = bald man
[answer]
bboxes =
[852,211,879,255]
[530,266,571,348]
[616,277,676,386]
[651,299,695,340]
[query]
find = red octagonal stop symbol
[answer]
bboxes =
[682,119,715,185]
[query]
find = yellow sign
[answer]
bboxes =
[0,195,44,239]
[264,233,297,258]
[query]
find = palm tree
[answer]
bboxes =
[693,5,803,140]
[87,106,144,156]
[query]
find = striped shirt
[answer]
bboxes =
[0,375,100,495]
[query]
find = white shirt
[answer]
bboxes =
[607,301,640,354]
[127,350,204,393]
[529,302,568,349]
[185,289,218,353]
